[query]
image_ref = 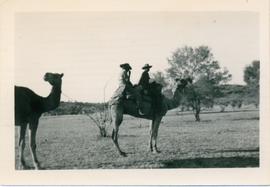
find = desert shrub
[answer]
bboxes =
[84,109,110,137]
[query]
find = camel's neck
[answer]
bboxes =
[164,87,183,111]
[43,84,62,112]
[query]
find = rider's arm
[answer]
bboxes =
[121,70,130,84]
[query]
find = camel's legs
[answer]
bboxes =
[112,125,127,157]
[112,122,127,156]
[29,118,40,169]
[151,116,162,153]
[149,120,154,152]
[18,125,27,169]
[111,106,126,157]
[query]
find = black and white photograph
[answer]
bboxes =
[0,0,269,185]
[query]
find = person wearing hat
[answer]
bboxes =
[138,63,163,115]
[111,63,133,101]
[119,63,132,87]
[138,63,152,93]
[111,63,144,114]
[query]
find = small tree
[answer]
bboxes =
[166,46,231,121]
[215,84,246,112]
[81,101,110,137]
[237,101,242,109]
[215,97,230,112]
[85,109,110,137]
[183,76,219,121]
[244,60,260,107]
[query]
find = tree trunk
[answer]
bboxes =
[195,110,200,121]
[99,127,107,137]
[195,108,200,121]
[193,99,201,122]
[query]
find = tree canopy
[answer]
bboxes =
[243,60,260,106]
[244,60,260,85]
[165,45,231,121]
[167,46,231,84]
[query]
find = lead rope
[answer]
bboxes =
[61,92,77,102]
[61,91,85,114]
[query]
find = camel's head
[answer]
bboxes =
[175,77,193,90]
[44,73,64,86]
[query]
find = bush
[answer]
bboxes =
[45,101,108,116]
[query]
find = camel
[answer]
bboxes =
[109,78,190,156]
[15,72,64,169]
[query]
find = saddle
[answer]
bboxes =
[125,82,162,102]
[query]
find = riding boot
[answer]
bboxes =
[136,100,144,115]
[135,94,145,115]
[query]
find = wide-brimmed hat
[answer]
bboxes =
[142,64,152,69]
[120,63,132,70]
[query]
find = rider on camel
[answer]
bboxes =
[110,63,144,115]
[138,64,163,115]
[138,63,152,94]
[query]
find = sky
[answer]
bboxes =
[15,12,259,103]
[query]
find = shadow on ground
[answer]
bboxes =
[161,156,259,168]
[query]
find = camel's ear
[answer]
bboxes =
[60,73,64,78]
[187,77,193,84]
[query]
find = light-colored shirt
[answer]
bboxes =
[119,69,130,85]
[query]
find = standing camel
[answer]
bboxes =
[15,72,64,169]
[109,78,190,156]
